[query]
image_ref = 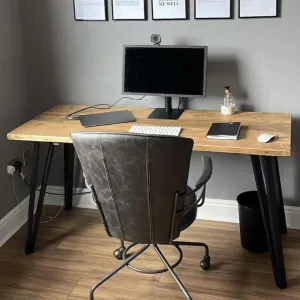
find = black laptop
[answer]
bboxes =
[79,110,136,128]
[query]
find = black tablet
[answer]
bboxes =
[79,110,136,128]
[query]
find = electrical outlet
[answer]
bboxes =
[7,158,22,175]
[8,157,21,167]
[22,149,32,167]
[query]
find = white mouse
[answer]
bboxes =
[258,133,275,143]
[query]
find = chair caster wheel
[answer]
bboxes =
[200,255,211,270]
[113,247,126,260]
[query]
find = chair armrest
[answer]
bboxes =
[183,156,212,214]
[186,156,212,196]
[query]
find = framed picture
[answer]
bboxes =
[73,0,108,21]
[152,0,188,20]
[112,0,147,20]
[195,0,232,20]
[239,0,279,19]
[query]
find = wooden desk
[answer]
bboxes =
[8,105,291,156]
[7,105,292,289]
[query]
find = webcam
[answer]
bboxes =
[151,34,161,45]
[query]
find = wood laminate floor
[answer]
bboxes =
[0,207,300,300]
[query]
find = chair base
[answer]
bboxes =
[113,247,126,260]
[91,241,210,300]
[124,242,183,274]
[200,255,211,270]
[175,241,211,270]
[113,239,126,260]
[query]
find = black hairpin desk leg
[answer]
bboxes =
[251,155,287,289]
[271,157,288,234]
[25,142,55,255]
[25,142,40,255]
[64,144,74,211]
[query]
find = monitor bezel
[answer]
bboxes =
[122,45,208,98]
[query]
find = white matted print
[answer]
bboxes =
[152,0,187,20]
[74,0,107,21]
[239,0,278,18]
[112,0,146,20]
[195,0,231,19]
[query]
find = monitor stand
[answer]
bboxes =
[148,97,184,120]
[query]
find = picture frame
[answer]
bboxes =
[239,0,279,19]
[195,0,233,20]
[112,0,147,20]
[73,0,108,21]
[151,0,188,20]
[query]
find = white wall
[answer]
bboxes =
[22,0,300,205]
[0,0,60,219]
[0,0,31,219]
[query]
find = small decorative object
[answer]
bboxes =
[221,86,236,115]
[195,0,232,20]
[112,0,147,20]
[152,0,188,20]
[239,0,279,19]
[74,0,107,21]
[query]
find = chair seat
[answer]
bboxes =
[181,186,197,231]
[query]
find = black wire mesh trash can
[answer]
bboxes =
[237,191,268,253]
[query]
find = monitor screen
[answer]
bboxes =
[123,46,207,97]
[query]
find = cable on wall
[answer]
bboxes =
[65,95,145,120]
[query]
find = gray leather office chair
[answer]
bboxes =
[71,132,213,300]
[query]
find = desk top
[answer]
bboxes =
[7,105,291,157]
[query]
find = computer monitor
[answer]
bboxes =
[123,45,207,119]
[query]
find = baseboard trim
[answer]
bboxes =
[1,186,300,248]
[0,196,29,247]
[0,186,93,248]
[43,186,96,209]
[44,186,300,230]
[197,198,240,224]
[198,198,300,230]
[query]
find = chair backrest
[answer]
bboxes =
[71,132,194,244]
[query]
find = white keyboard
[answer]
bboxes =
[129,125,182,136]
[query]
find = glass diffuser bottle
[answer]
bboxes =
[221,86,236,115]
